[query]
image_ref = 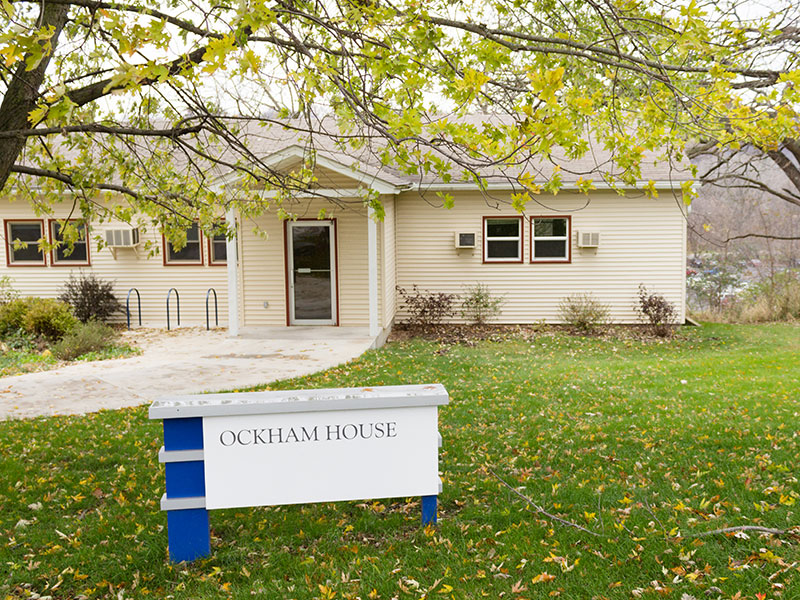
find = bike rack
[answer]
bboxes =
[166,288,180,331]
[206,288,218,331]
[126,288,142,330]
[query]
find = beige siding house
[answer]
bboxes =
[1,142,689,344]
[1,198,229,329]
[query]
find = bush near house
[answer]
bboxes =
[397,285,457,327]
[0,275,17,305]
[21,298,78,342]
[0,296,37,338]
[460,283,505,325]
[558,292,610,333]
[52,320,118,361]
[636,284,677,337]
[0,280,135,375]
[59,273,123,323]
[0,297,76,342]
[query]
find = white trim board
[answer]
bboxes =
[149,384,449,419]
[213,144,404,195]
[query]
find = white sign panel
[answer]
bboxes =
[202,405,439,510]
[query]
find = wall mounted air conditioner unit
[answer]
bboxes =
[455,232,476,249]
[105,228,140,247]
[577,231,600,248]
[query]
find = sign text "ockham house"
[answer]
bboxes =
[218,421,398,447]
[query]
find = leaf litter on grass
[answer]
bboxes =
[0,323,798,599]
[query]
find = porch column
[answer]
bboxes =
[225,208,240,337]
[367,206,379,338]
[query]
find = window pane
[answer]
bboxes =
[486,219,519,238]
[294,271,332,320]
[10,223,41,243]
[292,226,331,270]
[212,237,227,262]
[167,224,202,262]
[487,240,519,259]
[9,223,44,262]
[52,222,88,262]
[55,242,87,262]
[169,242,200,262]
[534,218,567,237]
[534,240,567,258]
[186,224,200,243]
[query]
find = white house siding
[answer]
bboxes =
[238,200,372,327]
[314,165,368,189]
[394,190,687,324]
[0,199,229,328]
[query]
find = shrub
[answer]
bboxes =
[741,270,800,322]
[689,270,800,324]
[460,283,504,325]
[636,285,677,337]
[1,327,37,352]
[558,293,610,333]
[0,276,18,305]
[22,298,77,341]
[59,273,123,323]
[0,297,37,338]
[52,320,117,361]
[397,285,457,327]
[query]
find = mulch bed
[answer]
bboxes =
[388,322,680,345]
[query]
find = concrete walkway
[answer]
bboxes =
[0,327,375,420]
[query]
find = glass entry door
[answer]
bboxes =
[287,221,337,325]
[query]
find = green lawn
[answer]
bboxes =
[1,324,798,599]
[0,343,139,377]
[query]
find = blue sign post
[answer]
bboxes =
[160,417,209,562]
[151,384,448,562]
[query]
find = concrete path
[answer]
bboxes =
[0,327,374,420]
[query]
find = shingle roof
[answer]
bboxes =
[227,114,692,189]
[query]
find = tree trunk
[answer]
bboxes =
[767,140,800,195]
[0,1,71,189]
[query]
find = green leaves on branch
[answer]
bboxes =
[1,0,799,224]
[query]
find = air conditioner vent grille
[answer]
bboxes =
[105,228,140,247]
[455,232,476,249]
[577,231,600,248]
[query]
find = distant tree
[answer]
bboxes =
[689,156,800,264]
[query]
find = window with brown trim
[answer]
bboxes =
[208,226,227,265]
[164,223,203,265]
[5,220,46,266]
[531,216,571,262]
[483,217,523,262]
[50,220,90,265]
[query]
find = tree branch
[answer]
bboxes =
[678,525,798,539]
[488,467,602,537]
[0,123,204,139]
[10,164,193,219]
[722,233,800,242]
[65,46,208,107]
